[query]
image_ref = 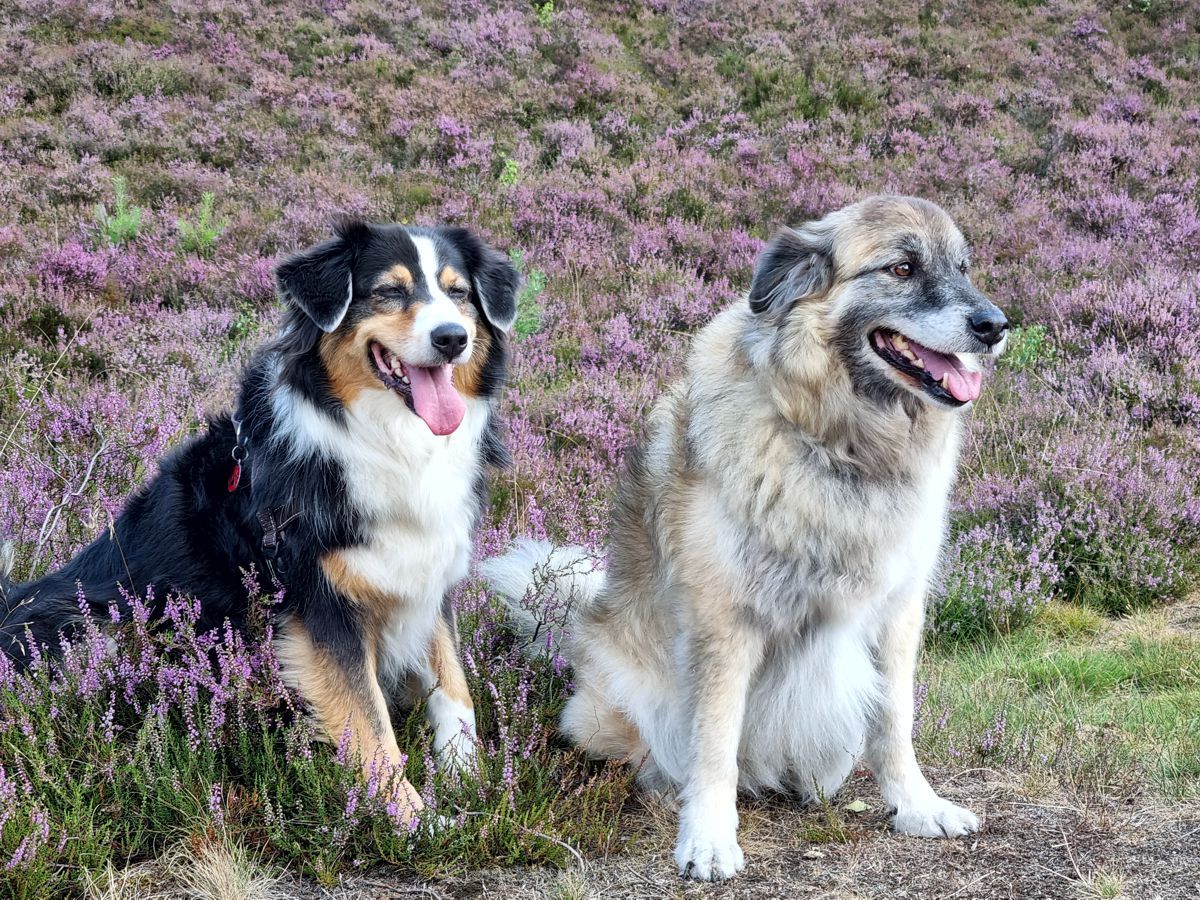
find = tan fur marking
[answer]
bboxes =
[375,264,413,291]
[319,311,423,407]
[275,616,400,770]
[276,616,424,814]
[438,266,467,293]
[427,615,473,708]
[321,552,396,637]
[320,330,378,408]
[451,317,490,398]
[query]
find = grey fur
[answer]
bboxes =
[485,195,1006,881]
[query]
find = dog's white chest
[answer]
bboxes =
[876,441,959,604]
[288,389,488,677]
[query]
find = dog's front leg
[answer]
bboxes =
[674,613,765,881]
[276,616,424,821]
[416,605,478,772]
[865,590,979,838]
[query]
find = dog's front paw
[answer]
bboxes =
[434,731,477,774]
[674,805,744,881]
[893,796,979,838]
[429,695,479,774]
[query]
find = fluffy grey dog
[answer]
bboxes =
[483,195,1008,880]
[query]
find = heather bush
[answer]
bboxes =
[0,578,628,895]
[2,0,1199,889]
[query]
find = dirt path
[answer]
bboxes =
[293,769,1198,899]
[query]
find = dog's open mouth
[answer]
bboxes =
[870,330,982,405]
[369,341,465,436]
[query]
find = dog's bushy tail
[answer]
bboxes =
[479,539,605,657]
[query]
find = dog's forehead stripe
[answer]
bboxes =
[410,235,450,301]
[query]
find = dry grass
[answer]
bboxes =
[83,837,281,900]
[547,870,590,900]
[164,837,281,900]
[82,860,175,900]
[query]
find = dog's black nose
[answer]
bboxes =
[431,323,469,361]
[968,309,1008,347]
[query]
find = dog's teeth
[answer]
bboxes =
[902,349,917,361]
[892,334,908,350]
[913,358,925,369]
[940,374,950,389]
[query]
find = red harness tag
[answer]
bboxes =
[227,462,242,493]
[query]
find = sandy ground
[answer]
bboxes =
[285,768,1199,900]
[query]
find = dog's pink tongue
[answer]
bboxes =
[407,364,465,435]
[909,340,982,402]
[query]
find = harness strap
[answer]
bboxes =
[257,506,302,559]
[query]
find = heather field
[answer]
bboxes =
[1,0,1199,897]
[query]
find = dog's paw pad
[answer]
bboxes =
[674,829,745,881]
[893,797,979,838]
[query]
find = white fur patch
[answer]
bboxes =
[274,380,489,684]
[427,692,478,769]
[674,795,744,881]
[410,235,472,365]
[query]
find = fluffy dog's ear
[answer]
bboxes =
[442,227,519,332]
[748,224,834,319]
[276,220,370,332]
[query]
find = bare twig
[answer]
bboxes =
[30,434,111,573]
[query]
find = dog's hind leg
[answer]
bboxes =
[276,615,423,820]
[560,680,648,766]
[865,589,979,838]
[416,607,478,772]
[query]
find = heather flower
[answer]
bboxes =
[1,0,1198,887]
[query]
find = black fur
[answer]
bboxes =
[438,227,520,332]
[275,219,369,333]
[1,221,517,669]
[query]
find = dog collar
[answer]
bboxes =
[228,416,247,492]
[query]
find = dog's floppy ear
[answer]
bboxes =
[276,220,370,333]
[748,223,834,319]
[442,227,519,332]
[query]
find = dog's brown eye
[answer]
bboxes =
[890,262,913,278]
[448,285,469,300]
[959,261,969,274]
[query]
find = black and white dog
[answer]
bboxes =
[0,220,518,816]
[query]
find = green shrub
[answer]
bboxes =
[177,193,227,259]
[94,176,143,247]
[510,250,547,339]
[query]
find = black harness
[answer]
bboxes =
[228,415,302,583]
